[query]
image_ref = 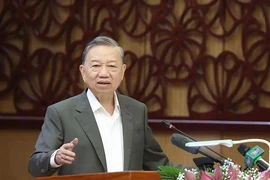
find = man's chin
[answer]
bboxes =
[95,88,114,93]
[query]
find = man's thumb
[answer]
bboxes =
[71,138,78,147]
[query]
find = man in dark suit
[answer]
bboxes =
[28,36,179,177]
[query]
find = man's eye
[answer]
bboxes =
[108,65,116,68]
[92,65,100,68]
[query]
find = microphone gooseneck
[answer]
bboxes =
[170,133,224,164]
[162,120,227,160]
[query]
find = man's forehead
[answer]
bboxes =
[89,59,118,63]
[85,46,122,61]
[87,46,120,55]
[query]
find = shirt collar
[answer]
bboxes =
[86,89,120,112]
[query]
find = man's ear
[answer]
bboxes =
[79,65,86,82]
[121,64,126,80]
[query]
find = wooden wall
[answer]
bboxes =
[1,0,270,179]
[1,0,270,122]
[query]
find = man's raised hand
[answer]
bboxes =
[55,138,78,165]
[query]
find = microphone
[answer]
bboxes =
[237,144,269,171]
[170,133,224,164]
[162,120,227,160]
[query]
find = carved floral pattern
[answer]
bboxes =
[1,0,270,121]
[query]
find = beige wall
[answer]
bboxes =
[1,128,270,180]
[0,129,40,180]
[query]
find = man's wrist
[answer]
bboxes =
[50,150,62,168]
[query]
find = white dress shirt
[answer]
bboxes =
[50,89,124,172]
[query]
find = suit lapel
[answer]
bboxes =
[118,94,133,170]
[74,90,107,171]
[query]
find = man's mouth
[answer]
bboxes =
[97,82,110,85]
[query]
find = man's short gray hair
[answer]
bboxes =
[82,36,124,64]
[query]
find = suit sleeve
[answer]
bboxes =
[28,106,63,177]
[142,104,185,170]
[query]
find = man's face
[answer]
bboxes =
[79,45,126,96]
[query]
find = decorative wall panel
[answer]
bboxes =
[1,0,270,128]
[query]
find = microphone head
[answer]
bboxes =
[170,133,200,154]
[244,145,264,168]
[237,144,250,156]
[238,144,269,171]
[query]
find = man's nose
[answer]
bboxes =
[99,65,110,76]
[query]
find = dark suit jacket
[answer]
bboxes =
[28,89,174,177]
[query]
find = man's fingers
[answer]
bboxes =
[60,154,75,162]
[64,151,76,158]
[59,148,76,157]
[56,157,74,165]
[55,149,76,165]
[55,139,78,165]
